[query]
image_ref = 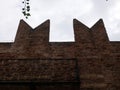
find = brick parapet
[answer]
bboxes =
[0,19,120,90]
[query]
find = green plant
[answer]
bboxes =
[22,0,31,19]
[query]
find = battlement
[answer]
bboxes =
[0,19,120,90]
[0,19,111,59]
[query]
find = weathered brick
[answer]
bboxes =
[0,19,119,90]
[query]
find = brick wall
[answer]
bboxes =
[0,19,120,90]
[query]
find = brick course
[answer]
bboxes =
[0,19,120,90]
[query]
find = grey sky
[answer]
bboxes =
[0,0,120,42]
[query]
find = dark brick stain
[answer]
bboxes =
[0,19,120,90]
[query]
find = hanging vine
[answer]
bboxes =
[22,0,31,19]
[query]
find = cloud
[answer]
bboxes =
[26,0,93,41]
[0,0,120,42]
[0,0,22,42]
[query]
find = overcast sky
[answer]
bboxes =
[0,0,120,42]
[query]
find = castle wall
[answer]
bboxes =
[0,19,120,90]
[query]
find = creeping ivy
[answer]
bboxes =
[22,0,31,19]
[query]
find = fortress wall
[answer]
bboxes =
[0,19,120,90]
[49,42,76,59]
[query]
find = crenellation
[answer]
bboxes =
[0,19,120,90]
[73,19,92,43]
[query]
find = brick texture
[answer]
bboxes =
[0,19,120,90]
